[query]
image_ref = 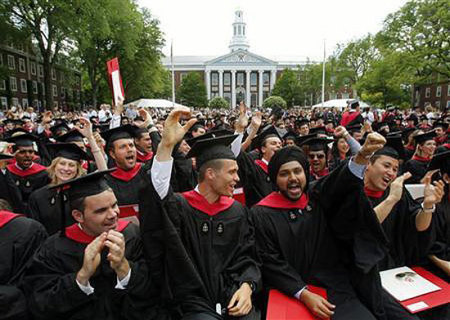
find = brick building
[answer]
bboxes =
[0,43,82,111]
[413,77,450,111]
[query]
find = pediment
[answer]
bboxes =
[206,50,276,66]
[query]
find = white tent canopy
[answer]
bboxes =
[125,99,186,109]
[312,99,369,110]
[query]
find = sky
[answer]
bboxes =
[138,0,409,61]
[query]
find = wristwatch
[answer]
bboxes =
[421,202,435,212]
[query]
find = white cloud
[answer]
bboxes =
[138,0,408,60]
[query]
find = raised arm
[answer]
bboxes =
[151,107,196,199]
[76,117,107,171]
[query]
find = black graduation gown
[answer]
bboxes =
[28,185,75,235]
[366,187,430,271]
[24,222,158,320]
[172,154,198,193]
[251,162,385,319]
[139,186,261,319]
[105,163,150,219]
[0,168,24,213]
[236,152,274,207]
[0,211,47,320]
[5,163,50,215]
[404,158,429,184]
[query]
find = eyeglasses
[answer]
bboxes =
[308,154,325,160]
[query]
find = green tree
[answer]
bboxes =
[272,69,302,107]
[378,0,450,79]
[263,95,287,109]
[1,0,74,109]
[357,52,413,108]
[177,73,207,107]
[208,96,229,109]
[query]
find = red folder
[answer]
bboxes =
[106,57,125,105]
[397,267,450,314]
[267,286,328,320]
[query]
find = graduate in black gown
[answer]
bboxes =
[0,199,47,320]
[5,133,50,214]
[101,125,151,221]
[140,107,260,319]
[24,170,159,320]
[404,131,437,184]
[0,153,24,213]
[298,137,331,180]
[134,127,154,165]
[362,135,445,320]
[251,133,389,319]
[236,125,281,207]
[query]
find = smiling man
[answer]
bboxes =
[24,170,158,320]
[251,134,387,319]
[140,107,261,319]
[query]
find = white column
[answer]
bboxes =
[205,70,211,100]
[245,70,251,107]
[258,70,264,106]
[231,70,236,109]
[218,70,224,98]
[270,70,276,91]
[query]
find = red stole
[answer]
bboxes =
[412,155,431,163]
[257,192,309,209]
[364,187,384,199]
[7,163,47,177]
[110,163,142,182]
[311,167,329,178]
[136,150,153,162]
[81,160,89,170]
[182,190,234,216]
[65,220,130,244]
[340,111,360,127]
[0,210,23,228]
[255,159,268,174]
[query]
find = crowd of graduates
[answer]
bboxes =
[0,99,449,320]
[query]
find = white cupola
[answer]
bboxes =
[229,10,250,52]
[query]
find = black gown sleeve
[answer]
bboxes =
[251,207,306,297]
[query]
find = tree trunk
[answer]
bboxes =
[42,54,54,111]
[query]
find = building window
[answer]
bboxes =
[32,81,38,94]
[436,86,441,97]
[20,79,27,93]
[22,98,28,107]
[237,72,244,86]
[7,55,15,69]
[19,58,26,73]
[10,77,17,91]
[11,98,19,106]
[238,25,241,35]
[42,83,45,95]
[0,80,5,91]
[211,73,219,86]
[250,73,257,86]
[38,65,44,77]
[425,87,430,98]
[31,62,36,75]
[263,73,270,86]
[51,68,56,80]
[0,97,7,108]
[52,85,58,97]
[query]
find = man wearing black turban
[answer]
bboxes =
[252,133,419,319]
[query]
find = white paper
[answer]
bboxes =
[407,301,428,312]
[380,266,441,301]
[405,184,425,200]
[111,70,124,105]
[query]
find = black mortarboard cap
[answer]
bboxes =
[49,169,115,236]
[93,123,110,132]
[252,125,281,150]
[186,129,233,147]
[295,133,317,147]
[186,134,237,169]
[100,124,137,147]
[419,115,428,121]
[13,119,25,126]
[295,118,309,128]
[6,128,29,136]
[299,137,331,152]
[433,122,449,130]
[282,131,297,141]
[309,126,327,135]
[56,130,85,143]
[47,143,91,162]
[5,133,39,147]
[427,150,450,174]
[413,130,437,144]
[401,127,416,140]
[374,134,405,160]
[50,122,70,137]
[348,99,360,109]
[0,153,13,160]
